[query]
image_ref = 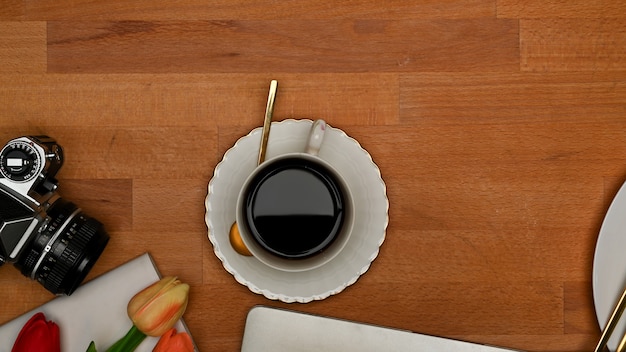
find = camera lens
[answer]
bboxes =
[15,198,109,295]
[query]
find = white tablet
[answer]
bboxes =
[242,306,521,352]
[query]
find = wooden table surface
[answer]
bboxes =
[2,1,626,351]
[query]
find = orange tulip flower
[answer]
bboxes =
[153,328,194,352]
[128,276,190,337]
[87,276,190,352]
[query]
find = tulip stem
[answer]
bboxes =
[105,325,147,352]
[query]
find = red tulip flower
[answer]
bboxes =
[12,312,60,352]
[153,328,194,352]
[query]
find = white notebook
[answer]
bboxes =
[242,306,522,352]
[0,253,196,352]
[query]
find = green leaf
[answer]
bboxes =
[86,341,98,352]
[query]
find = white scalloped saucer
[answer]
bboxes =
[205,119,388,303]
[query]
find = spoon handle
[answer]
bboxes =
[258,80,277,165]
[595,284,626,352]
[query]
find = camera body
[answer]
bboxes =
[0,136,63,264]
[0,136,109,295]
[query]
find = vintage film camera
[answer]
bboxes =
[0,136,109,295]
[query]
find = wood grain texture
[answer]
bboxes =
[0,22,46,73]
[47,19,519,73]
[521,19,626,71]
[2,0,625,351]
[4,0,495,21]
[0,1,21,20]
[0,74,398,127]
[401,72,626,123]
[498,0,626,19]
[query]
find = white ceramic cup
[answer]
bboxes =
[236,120,354,272]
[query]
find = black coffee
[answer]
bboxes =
[244,157,345,259]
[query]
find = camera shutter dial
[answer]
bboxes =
[0,140,42,182]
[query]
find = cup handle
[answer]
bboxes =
[305,120,326,156]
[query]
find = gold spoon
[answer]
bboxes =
[229,80,278,256]
[595,284,626,352]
